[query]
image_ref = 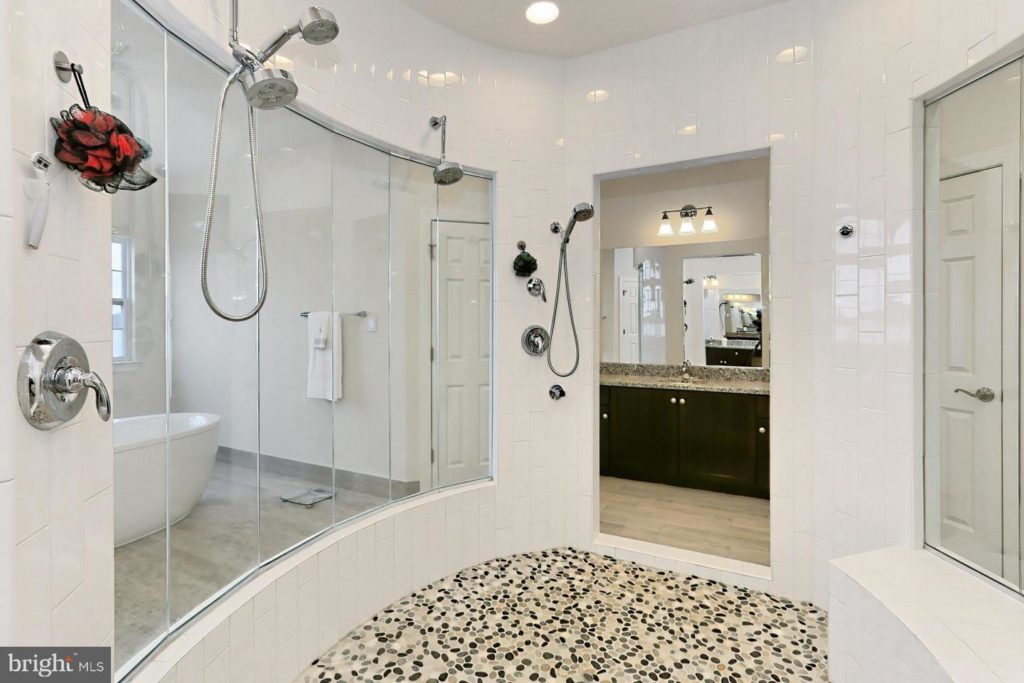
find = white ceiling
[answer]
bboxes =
[397,0,785,59]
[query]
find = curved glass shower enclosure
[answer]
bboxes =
[111,2,493,674]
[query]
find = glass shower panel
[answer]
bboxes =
[166,37,260,623]
[434,176,493,487]
[388,156,436,500]
[332,136,393,518]
[111,0,168,670]
[924,59,1023,590]
[256,109,336,560]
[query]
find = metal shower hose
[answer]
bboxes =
[201,69,268,322]
[547,238,581,377]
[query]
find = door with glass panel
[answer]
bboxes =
[925,59,1022,590]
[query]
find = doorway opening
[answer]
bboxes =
[596,152,772,566]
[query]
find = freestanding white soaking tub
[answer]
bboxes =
[114,413,220,547]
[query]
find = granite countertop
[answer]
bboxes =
[705,338,760,349]
[599,363,770,396]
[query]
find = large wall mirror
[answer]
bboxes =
[600,158,770,368]
[597,153,772,566]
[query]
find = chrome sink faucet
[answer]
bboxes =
[682,360,692,377]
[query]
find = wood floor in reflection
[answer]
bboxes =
[600,476,770,566]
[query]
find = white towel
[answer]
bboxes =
[307,312,343,401]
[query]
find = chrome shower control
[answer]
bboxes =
[521,325,550,356]
[549,385,566,400]
[526,277,547,302]
[17,331,111,430]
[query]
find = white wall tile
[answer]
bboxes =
[14,0,1024,681]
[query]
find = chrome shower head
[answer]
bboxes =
[297,6,339,45]
[254,6,340,63]
[563,202,595,241]
[241,68,298,109]
[434,160,465,186]
[429,115,464,185]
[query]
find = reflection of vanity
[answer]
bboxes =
[705,339,759,366]
[599,364,769,498]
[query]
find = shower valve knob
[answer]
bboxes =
[549,384,566,400]
[17,331,112,429]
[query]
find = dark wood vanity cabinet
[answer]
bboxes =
[600,385,769,499]
[705,346,754,366]
[605,386,679,482]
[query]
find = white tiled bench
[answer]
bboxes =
[829,546,1024,683]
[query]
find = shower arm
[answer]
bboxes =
[430,115,449,161]
[228,0,298,65]
[230,0,239,43]
[255,25,303,63]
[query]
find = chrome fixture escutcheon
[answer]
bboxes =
[17,331,111,429]
[521,325,550,356]
[526,277,547,301]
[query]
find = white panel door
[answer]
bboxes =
[936,167,1004,576]
[434,220,491,487]
[618,276,639,363]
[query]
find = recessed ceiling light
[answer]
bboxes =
[526,1,560,25]
[775,46,808,63]
[677,124,698,135]
[585,89,609,103]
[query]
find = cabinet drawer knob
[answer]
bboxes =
[758,427,766,434]
[679,398,685,405]
[670,397,677,404]
[602,413,608,420]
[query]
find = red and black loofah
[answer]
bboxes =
[50,104,156,193]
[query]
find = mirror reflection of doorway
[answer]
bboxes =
[597,154,771,567]
[924,59,1023,591]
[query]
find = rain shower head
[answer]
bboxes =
[434,160,465,186]
[563,202,595,241]
[240,68,298,109]
[429,115,464,185]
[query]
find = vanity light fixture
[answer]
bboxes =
[657,204,715,237]
[658,212,674,237]
[679,211,696,235]
[700,207,718,233]
[526,1,560,25]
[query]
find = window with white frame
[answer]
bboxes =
[112,235,134,362]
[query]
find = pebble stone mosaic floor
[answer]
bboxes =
[295,548,828,682]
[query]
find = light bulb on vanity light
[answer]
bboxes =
[658,212,674,237]
[679,210,696,235]
[701,207,718,234]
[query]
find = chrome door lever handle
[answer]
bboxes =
[954,387,996,403]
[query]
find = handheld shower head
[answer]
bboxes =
[255,6,340,62]
[297,6,339,45]
[562,202,595,242]
[429,115,464,185]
